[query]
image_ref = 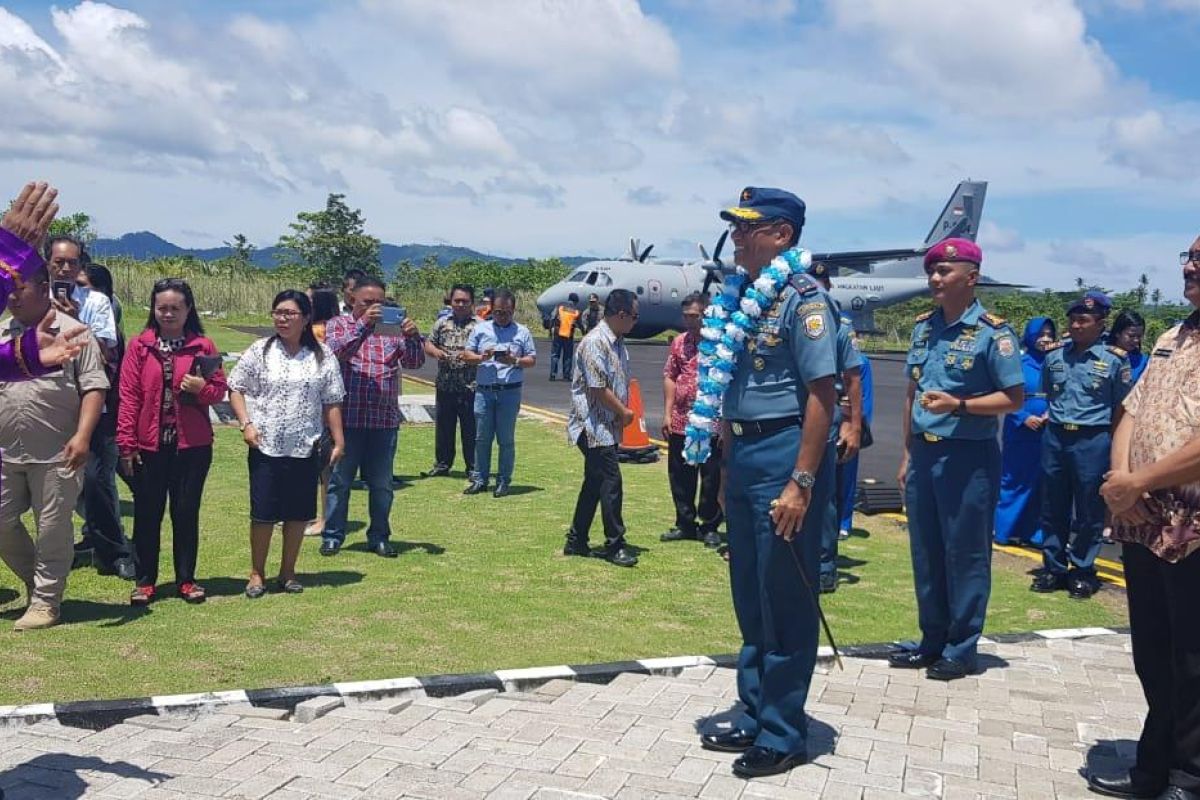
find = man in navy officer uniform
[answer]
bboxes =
[807,261,863,594]
[697,187,838,779]
[1033,291,1131,599]
[891,238,1024,681]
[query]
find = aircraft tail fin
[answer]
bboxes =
[924,180,987,247]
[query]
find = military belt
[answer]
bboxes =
[476,382,523,392]
[1051,422,1108,432]
[728,416,801,438]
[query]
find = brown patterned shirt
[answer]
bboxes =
[1113,311,1200,562]
[429,315,477,393]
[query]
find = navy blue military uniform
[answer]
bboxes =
[724,270,838,758]
[820,309,862,587]
[905,299,1023,670]
[1039,337,1131,581]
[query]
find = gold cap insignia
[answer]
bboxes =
[944,244,958,258]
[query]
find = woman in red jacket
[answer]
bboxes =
[117,278,227,605]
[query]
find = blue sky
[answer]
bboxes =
[0,0,1197,295]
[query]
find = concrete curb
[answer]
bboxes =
[0,626,1131,731]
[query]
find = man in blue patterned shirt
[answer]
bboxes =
[564,289,639,567]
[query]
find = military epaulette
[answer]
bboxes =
[840,314,853,326]
[787,272,822,297]
[1043,341,1065,352]
[979,312,1007,328]
[1106,345,1128,359]
[914,310,934,323]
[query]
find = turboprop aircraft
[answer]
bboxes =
[536,181,1000,336]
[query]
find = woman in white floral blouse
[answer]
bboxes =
[229,290,345,598]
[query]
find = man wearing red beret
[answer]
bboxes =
[890,238,1025,680]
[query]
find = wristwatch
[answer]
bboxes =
[790,469,816,489]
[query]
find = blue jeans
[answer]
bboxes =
[550,336,574,379]
[324,427,398,545]
[473,387,521,485]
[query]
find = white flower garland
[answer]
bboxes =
[683,246,811,465]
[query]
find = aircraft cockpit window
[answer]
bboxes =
[567,271,588,283]
[585,272,598,285]
[596,274,613,287]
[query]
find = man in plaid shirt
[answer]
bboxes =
[321,276,424,558]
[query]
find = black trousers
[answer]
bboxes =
[1124,543,1200,790]
[569,434,626,553]
[132,444,212,587]
[434,388,476,472]
[666,433,723,535]
[81,424,132,567]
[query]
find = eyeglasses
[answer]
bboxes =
[1181,251,1200,266]
[727,219,780,235]
[271,309,302,320]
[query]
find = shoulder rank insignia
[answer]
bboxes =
[979,312,1006,328]
[914,310,934,323]
[1106,345,1128,358]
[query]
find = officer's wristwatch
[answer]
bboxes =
[790,469,816,489]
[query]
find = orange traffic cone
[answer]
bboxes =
[619,379,659,463]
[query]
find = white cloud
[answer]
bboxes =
[979,221,1025,253]
[1104,110,1200,180]
[665,0,800,19]
[627,185,669,205]
[359,0,679,105]
[826,0,1117,117]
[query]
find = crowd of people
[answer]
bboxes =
[0,179,1196,794]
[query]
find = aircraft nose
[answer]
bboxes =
[535,287,557,317]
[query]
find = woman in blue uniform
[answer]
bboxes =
[994,317,1055,546]
[1110,309,1147,384]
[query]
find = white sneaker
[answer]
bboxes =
[14,603,59,631]
[837,529,850,541]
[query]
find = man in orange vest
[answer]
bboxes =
[548,300,584,381]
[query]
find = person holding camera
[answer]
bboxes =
[462,289,536,498]
[117,279,227,606]
[321,277,424,558]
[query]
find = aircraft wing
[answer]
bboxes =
[810,248,925,274]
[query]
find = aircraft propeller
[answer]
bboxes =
[699,229,729,295]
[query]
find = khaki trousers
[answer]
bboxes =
[0,460,84,610]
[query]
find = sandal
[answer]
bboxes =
[245,582,266,599]
[276,578,304,594]
[178,582,207,604]
[130,585,155,606]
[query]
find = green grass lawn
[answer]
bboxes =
[0,417,1126,706]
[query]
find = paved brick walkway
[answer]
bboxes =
[0,633,1145,798]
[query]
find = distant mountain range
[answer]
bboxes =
[89,231,594,271]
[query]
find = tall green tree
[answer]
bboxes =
[275,194,381,283]
[48,212,97,246]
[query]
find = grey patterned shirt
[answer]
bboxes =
[567,320,630,448]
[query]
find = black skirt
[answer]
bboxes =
[248,447,319,523]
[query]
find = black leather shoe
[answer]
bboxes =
[700,729,755,753]
[114,557,136,581]
[660,528,696,542]
[1157,787,1200,800]
[1031,571,1068,592]
[549,374,556,381]
[1069,572,1099,599]
[319,539,341,556]
[371,541,398,558]
[563,542,591,557]
[702,531,722,549]
[888,650,939,669]
[926,657,971,681]
[605,548,638,567]
[492,482,510,498]
[463,481,487,495]
[421,465,450,478]
[1086,772,1164,798]
[819,572,837,594]
[731,746,806,778]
